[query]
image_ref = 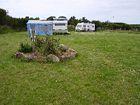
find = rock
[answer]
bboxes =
[46,54,60,62]
[68,48,77,53]
[15,52,37,61]
[68,48,78,57]
[24,54,35,61]
[59,44,69,52]
[59,48,78,61]
[15,52,24,58]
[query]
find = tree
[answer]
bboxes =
[0,8,7,25]
[80,17,90,23]
[92,20,103,30]
[47,16,56,21]
[34,17,40,20]
[68,16,79,26]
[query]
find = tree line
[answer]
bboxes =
[0,8,140,34]
[0,8,39,33]
[68,16,140,31]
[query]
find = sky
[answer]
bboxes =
[0,0,140,24]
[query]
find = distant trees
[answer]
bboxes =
[80,17,90,23]
[91,20,102,30]
[0,8,40,32]
[47,16,56,21]
[68,17,137,31]
[68,16,90,26]
[68,16,79,26]
[0,8,7,25]
[29,17,40,20]
[0,7,139,33]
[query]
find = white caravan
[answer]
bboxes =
[75,23,95,32]
[53,20,68,33]
[48,17,68,33]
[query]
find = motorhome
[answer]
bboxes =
[75,23,95,32]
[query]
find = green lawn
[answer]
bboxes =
[0,31,140,105]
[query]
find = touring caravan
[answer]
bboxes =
[53,20,68,33]
[49,17,68,33]
[75,23,95,32]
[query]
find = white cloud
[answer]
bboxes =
[0,0,140,24]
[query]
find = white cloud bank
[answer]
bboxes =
[0,0,140,24]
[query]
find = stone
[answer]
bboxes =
[46,54,60,62]
[68,48,77,53]
[15,52,37,61]
[24,54,35,61]
[15,52,24,58]
[59,44,69,52]
[59,48,78,61]
[68,48,78,57]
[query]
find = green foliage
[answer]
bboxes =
[44,36,60,55]
[18,42,33,53]
[68,25,75,31]
[68,16,80,26]
[46,16,56,20]
[34,36,60,56]
[0,8,41,34]
[0,8,7,25]
[80,17,90,23]
[34,37,45,48]
[0,25,14,34]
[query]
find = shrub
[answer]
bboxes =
[18,43,33,53]
[34,36,60,56]
[68,25,75,31]
[44,36,60,55]
[0,25,14,34]
[34,37,45,48]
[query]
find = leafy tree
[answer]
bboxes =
[68,16,79,26]
[80,17,90,23]
[92,20,102,30]
[34,17,40,20]
[0,8,7,25]
[47,16,56,20]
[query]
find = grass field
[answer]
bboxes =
[0,31,140,105]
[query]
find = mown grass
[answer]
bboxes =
[0,31,140,105]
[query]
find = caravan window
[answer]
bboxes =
[77,25,82,27]
[57,19,67,21]
[83,25,86,27]
[55,23,66,26]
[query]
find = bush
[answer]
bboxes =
[68,25,75,31]
[0,25,14,34]
[44,36,60,55]
[34,36,60,56]
[18,43,33,53]
[34,37,45,48]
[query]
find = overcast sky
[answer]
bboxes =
[0,0,140,24]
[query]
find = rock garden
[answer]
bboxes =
[15,36,77,62]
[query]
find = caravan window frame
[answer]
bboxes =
[55,23,66,26]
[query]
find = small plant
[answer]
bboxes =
[34,36,60,56]
[34,37,45,48]
[18,42,33,53]
[44,36,60,56]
